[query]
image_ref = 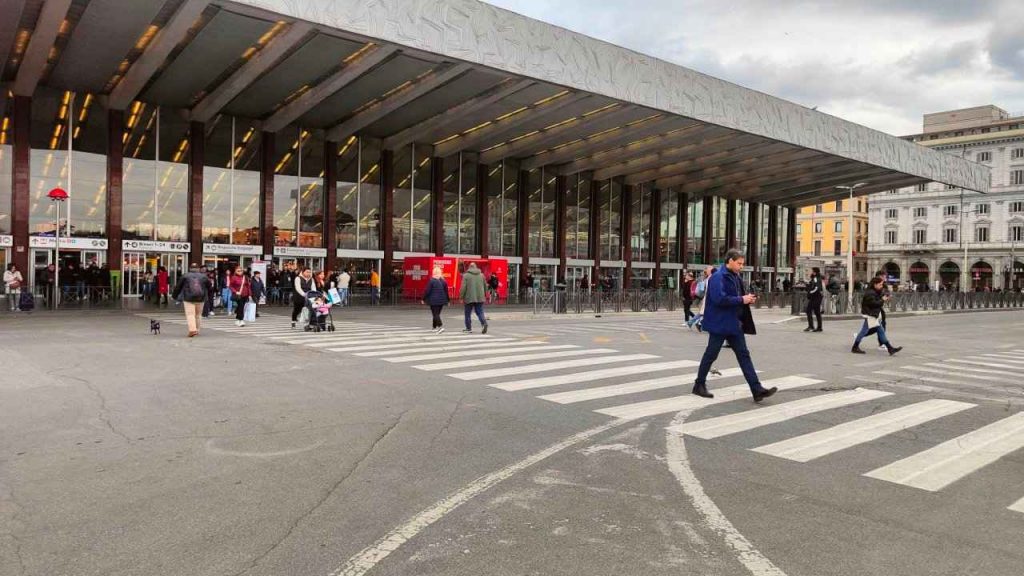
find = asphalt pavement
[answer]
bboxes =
[1,304,1023,575]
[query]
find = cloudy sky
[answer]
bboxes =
[483,0,1024,136]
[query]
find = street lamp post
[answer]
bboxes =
[836,183,867,309]
[48,187,69,308]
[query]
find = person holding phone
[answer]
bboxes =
[851,276,903,356]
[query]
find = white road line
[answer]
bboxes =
[412,349,617,371]
[925,363,1021,378]
[490,359,699,391]
[384,345,579,363]
[979,354,1024,364]
[864,412,1024,492]
[451,354,658,381]
[270,329,426,341]
[666,414,792,576]
[303,334,469,348]
[328,419,629,576]
[1008,496,1024,514]
[874,369,963,386]
[537,368,747,404]
[947,358,1024,370]
[599,376,823,420]
[332,337,518,353]
[670,388,891,439]
[752,399,974,462]
[349,339,521,356]
[902,365,1007,383]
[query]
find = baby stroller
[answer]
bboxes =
[303,290,336,332]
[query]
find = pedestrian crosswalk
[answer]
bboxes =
[146,311,1024,516]
[499,318,688,338]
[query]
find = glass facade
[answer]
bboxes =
[29,89,107,238]
[599,179,622,261]
[392,144,432,252]
[709,196,728,263]
[759,206,771,266]
[778,206,790,266]
[527,167,556,258]
[122,103,189,241]
[272,127,324,248]
[0,143,10,234]
[202,117,260,244]
[630,183,653,261]
[659,189,679,263]
[734,200,749,255]
[566,173,590,259]
[442,153,478,254]
[686,196,703,264]
[486,159,519,256]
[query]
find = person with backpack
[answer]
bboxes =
[422,266,450,333]
[4,263,24,312]
[172,264,213,337]
[687,266,713,330]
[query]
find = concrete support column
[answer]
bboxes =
[555,175,567,282]
[701,197,714,265]
[589,176,601,273]
[517,169,530,272]
[618,181,626,284]
[477,162,489,258]
[186,121,203,266]
[651,187,663,287]
[725,198,736,251]
[11,96,30,273]
[431,156,444,256]
[767,205,779,270]
[106,110,124,271]
[259,132,276,256]
[380,149,395,280]
[747,202,760,268]
[787,207,798,270]
[323,140,338,273]
[679,192,688,268]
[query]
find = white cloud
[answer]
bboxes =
[483,0,1024,135]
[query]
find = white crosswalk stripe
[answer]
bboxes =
[601,375,824,420]
[490,359,700,392]
[412,349,618,371]
[537,367,749,404]
[333,337,519,353]
[864,412,1024,492]
[752,399,975,462]
[451,354,659,381]
[383,344,581,363]
[352,339,522,356]
[1009,496,1024,514]
[671,388,893,440]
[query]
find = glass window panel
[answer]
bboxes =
[391,145,412,252]
[335,136,359,250]
[527,169,542,257]
[442,154,460,253]
[122,102,157,240]
[687,196,703,264]
[29,89,72,237]
[0,143,10,234]
[460,157,477,254]
[576,175,591,259]
[734,200,748,255]
[601,179,622,261]
[565,174,579,259]
[499,160,519,256]
[660,189,679,263]
[298,130,324,248]
[358,138,380,250]
[486,162,503,255]
[273,126,301,246]
[411,144,433,253]
[232,119,261,245]
[541,169,556,257]
[202,116,232,243]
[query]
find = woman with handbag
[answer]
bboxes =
[228,266,251,327]
[421,266,450,333]
[851,276,903,356]
[4,263,24,312]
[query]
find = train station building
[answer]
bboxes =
[0,0,988,298]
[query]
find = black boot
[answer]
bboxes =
[886,344,903,356]
[692,383,714,399]
[851,345,866,354]
[803,326,813,332]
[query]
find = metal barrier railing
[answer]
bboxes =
[529,289,794,314]
[791,290,1024,316]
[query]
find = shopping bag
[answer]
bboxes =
[258,295,267,305]
[327,287,342,305]
[244,301,257,322]
[299,306,310,325]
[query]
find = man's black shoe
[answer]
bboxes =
[887,345,903,356]
[803,327,813,332]
[813,328,823,332]
[692,384,714,399]
[852,345,866,354]
[753,387,778,403]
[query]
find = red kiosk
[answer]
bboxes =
[402,256,509,300]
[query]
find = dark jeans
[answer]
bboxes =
[695,332,763,394]
[683,300,694,322]
[291,296,305,322]
[854,319,890,347]
[806,296,822,329]
[464,302,486,330]
[430,305,444,328]
[234,295,246,321]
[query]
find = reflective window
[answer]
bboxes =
[600,179,622,261]
[630,184,653,261]
[273,128,324,248]
[527,168,558,258]
[391,144,432,252]
[335,137,359,249]
[123,103,190,241]
[567,173,591,259]
[29,89,107,238]
[0,142,10,234]
[660,189,679,263]
[687,196,703,264]
[486,160,518,256]
[358,139,381,250]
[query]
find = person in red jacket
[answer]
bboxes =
[156,266,170,305]
[229,266,251,327]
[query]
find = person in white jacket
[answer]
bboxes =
[337,269,351,306]
[4,263,24,312]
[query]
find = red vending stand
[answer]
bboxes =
[402,256,508,300]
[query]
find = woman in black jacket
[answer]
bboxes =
[804,267,824,332]
[421,266,450,333]
[851,276,902,356]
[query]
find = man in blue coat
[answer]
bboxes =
[692,249,778,402]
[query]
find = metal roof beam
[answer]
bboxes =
[262,44,399,133]
[190,21,314,123]
[382,78,533,150]
[0,0,26,84]
[12,0,72,96]
[326,62,472,142]
[108,0,210,110]
[478,104,639,165]
[433,91,589,158]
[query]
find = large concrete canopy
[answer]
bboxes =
[0,0,990,206]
